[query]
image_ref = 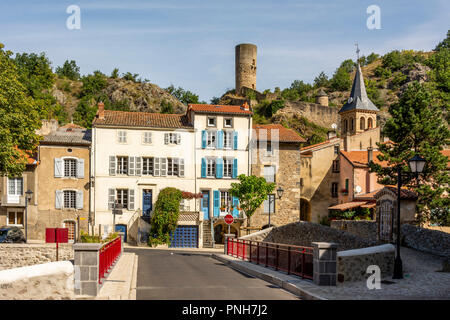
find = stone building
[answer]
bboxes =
[235,43,257,95]
[315,89,329,107]
[35,122,91,242]
[250,124,306,230]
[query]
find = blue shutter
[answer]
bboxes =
[213,190,220,217]
[216,158,223,178]
[232,196,239,217]
[217,130,223,149]
[201,158,206,178]
[232,158,238,178]
[233,130,238,150]
[201,130,207,149]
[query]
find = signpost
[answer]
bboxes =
[45,228,69,261]
[224,214,234,235]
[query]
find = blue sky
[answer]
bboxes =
[0,0,449,102]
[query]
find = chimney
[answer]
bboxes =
[97,102,105,120]
[241,101,250,111]
[367,147,373,163]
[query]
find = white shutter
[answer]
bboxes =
[160,158,167,176]
[128,156,135,175]
[76,190,83,209]
[179,158,185,177]
[128,189,135,210]
[176,133,181,144]
[108,189,115,209]
[135,157,142,176]
[154,158,160,176]
[54,158,62,178]
[164,133,169,145]
[77,159,85,179]
[55,190,62,209]
[109,156,116,176]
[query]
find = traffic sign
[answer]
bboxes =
[224,214,234,225]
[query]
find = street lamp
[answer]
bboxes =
[24,189,33,243]
[393,154,426,279]
[268,187,284,228]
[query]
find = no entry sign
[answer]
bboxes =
[224,214,234,225]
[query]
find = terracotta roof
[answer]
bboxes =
[187,103,252,115]
[300,138,340,152]
[354,189,382,201]
[93,110,193,129]
[14,147,38,165]
[375,186,418,200]
[328,201,368,211]
[341,150,388,167]
[41,128,91,146]
[253,124,306,143]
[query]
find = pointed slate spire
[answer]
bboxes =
[338,63,379,113]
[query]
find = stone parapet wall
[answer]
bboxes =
[401,224,450,258]
[262,222,379,251]
[0,261,74,300]
[0,243,73,271]
[239,227,273,241]
[331,220,378,241]
[336,244,395,282]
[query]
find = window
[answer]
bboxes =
[207,158,216,177]
[220,191,231,212]
[223,158,233,178]
[263,194,275,214]
[266,143,273,155]
[368,118,373,128]
[143,132,152,144]
[263,165,275,183]
[116,189,128,208]
[350,118,354,131]
[206,131,217,148]
[332,160,340,173]
[64,159,77,177]
[117,156,128,174]
[224,118,233,128]
[343,120,348,133]
[63,190,76,209]
[223,131,232,149]
[334,145,340,155]
[167,158,179,176]
[331,183,338,198]
[165,133,181,145]
[118,131,127,143]
[207,117,216,127]
[360,117,365,130]
[8,178,23,196]
[7,211,24,226]
[142,157,154,175]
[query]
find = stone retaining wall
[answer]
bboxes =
[330,220,378,241]
[262,222,379,251]
[239,227,273,241]
[401,224,450,258]
[337,244,395,282]
[0,243,73,271]
[0,261,74,300]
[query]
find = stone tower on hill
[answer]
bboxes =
[235,43,257,95]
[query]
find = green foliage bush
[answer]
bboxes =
[391,72,408,89]
[148,187,183,247]
[56,60,80,81]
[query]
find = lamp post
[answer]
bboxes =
[24,189,33,243]
[268,187,284,228]
[393,154,426,279]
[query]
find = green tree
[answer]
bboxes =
[369,82,450,225]
[330,67,352,91]
[79,71,108,98]
[229,175,275,228]
[148,187,183,246]
[110,68,119,79]
[210,96,220,105]
[166,84,200,105]
[72,96,98,128]
[122,72,140,82]
[366,52,380,65]
[0,44,41,176]
[55,60,80,80]
[313,71,329,88]
[160,100,174,114]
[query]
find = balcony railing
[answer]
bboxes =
[226,237,313,280]
[98,237,122,284]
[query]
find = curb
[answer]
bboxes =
[129,254,138,300]
[212,254,326,301]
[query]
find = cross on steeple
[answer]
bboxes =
[355,42,360,61]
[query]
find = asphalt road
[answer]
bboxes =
[126,248,300,300]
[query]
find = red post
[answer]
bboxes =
[287,246,291,275]
[243,240,246,260]
[257,242,260,265]
[249,241,252,262]
[265,243,268,267]
[301,249,305,278]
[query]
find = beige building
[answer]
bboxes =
[250,124,305,229]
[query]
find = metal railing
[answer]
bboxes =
[226,237,313,280]
[98,237,122,284]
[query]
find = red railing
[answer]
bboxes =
[227,237,313,280]
[98,237,122,284]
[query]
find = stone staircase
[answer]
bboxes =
[203,220,214,248]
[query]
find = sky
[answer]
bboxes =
[0,0,449,102]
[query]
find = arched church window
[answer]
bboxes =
[360,117,365,130]
[350,118,354,131]
[368,118,373,128]
[343,120,348,133]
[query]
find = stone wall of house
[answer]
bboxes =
[0,243,73,271]
[261,222,379,251]
[337,244,395,282]
[0,261,74,300]
[331,220,378,241]
[401,224,450,258]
